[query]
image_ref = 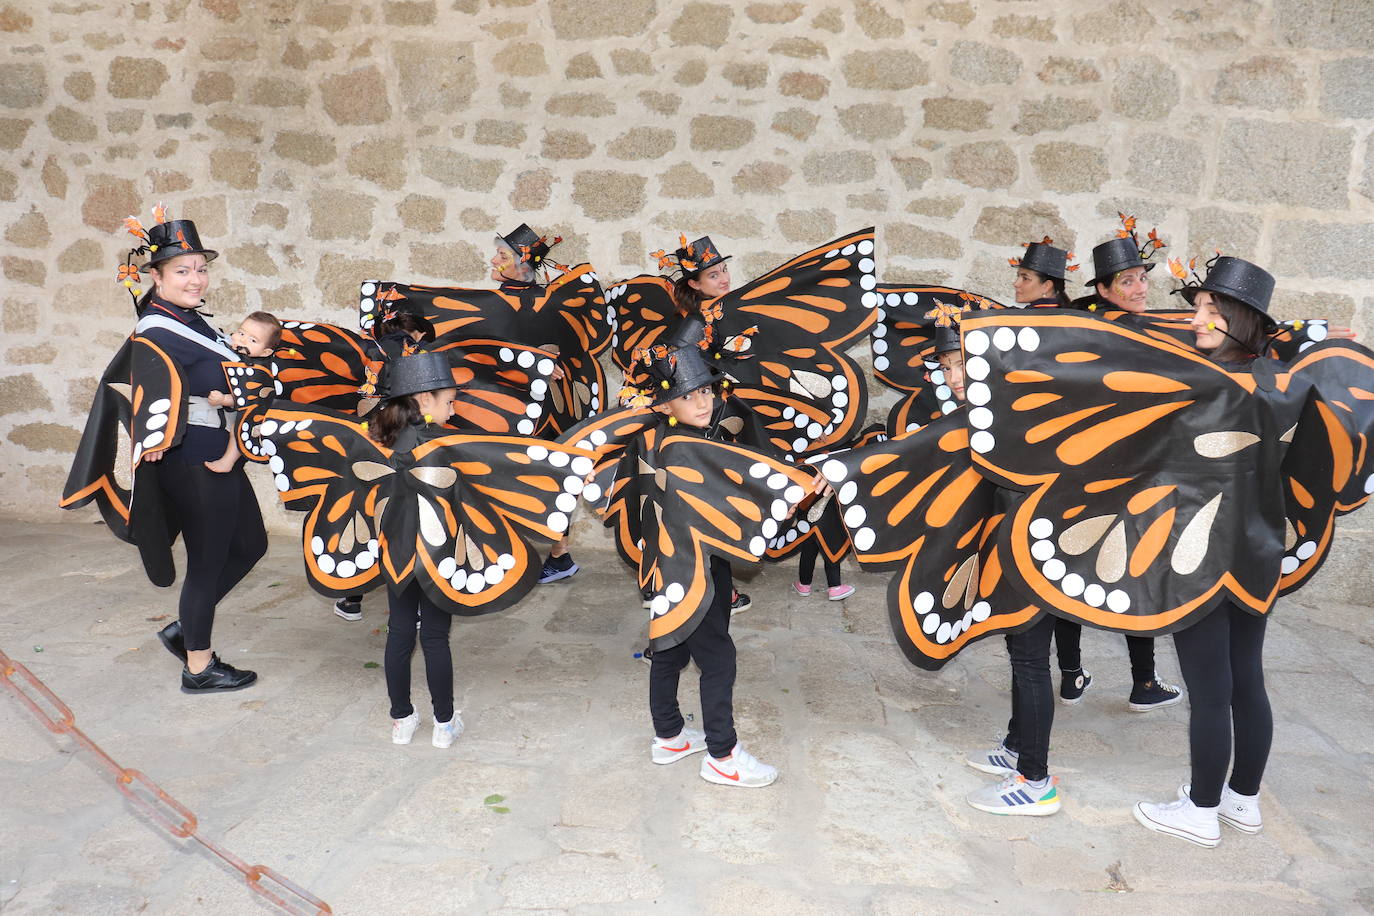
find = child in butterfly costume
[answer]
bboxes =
[1127,256,1373,846]
[62,209,266,693]
[824,255,1374,827]
[357,225,611,585]
[610,230,879,461]
[560,345,821,787]
[242,350,597,745]
[608,231,882,614]
[1012,238,1182,711]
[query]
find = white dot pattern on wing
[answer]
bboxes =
[650,457,804,617]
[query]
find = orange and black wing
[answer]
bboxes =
[709,229,879,452]
[435,339,559,436]
[557,406,662,573]
[870,285,1005,392]
[761,423,889,562]
[606,274,679,372]
[962,310,1310,635]
[360,268,610,433]
[223,361,278,462]
[399,435,599,615]
[646,436,815,650]
[275,321,371,412]
[61,336,136,537]
[1276,341,1374,593]
[817,412,1040,669]
[254,404,392,598]
[128,335,188,467]
[1268,318,1338,363]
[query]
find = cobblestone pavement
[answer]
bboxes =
[2,520,1371,914]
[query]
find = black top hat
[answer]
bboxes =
[1175,256,1277,329]
[652,235,731,279]
[1086,236,1155,287]
[677,235,729,278]
[146,219,218,266]
[378,351,454,399]
[1013,241,1074,281]
[635,344,726,404]
[499,223,560,268]
[932,322,960,355]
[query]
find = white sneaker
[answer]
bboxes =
[433,713,464,748]
[966,773,1061,816]
[1133,796,1221,847]
[651,727,707,765]
[966,742,1020,776]
[392,711,420,745]
[700,743,778,788]
[1180,783,1262,834]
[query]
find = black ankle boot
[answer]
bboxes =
[157,620,187,662]
[181,654,257,693]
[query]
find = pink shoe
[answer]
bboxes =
[792,582,812,596]
[827,584,856,601]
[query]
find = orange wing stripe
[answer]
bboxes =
[679,490,743,542]
[887,465,948,528]
[924,467,983,529]
[1056,401,1193,465]
[1026,403,1113,444]
[1127,484,1175,515]
[1102,371,1190,394]
[1129,506,1176,578]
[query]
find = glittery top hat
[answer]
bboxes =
[924,299,970,356]
[498,223,560,268]
[1010,238,1077,282]
[651,234,731,279]
[630,344,726,405]
[116,205,218,308]
[377,351,454,399]
[1173,255,1277,329]
[1085,213,1164,287]
[145,219,218,266]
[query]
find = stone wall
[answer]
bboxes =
[3,0,1374,538]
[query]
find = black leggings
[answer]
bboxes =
[797,539,841,588]
[1003,613,1056,781]
[650,558,737,758]
[385,581,454,723]
[1053,619,1156,683]
[1172,601,1272,807]
[155,458,267,652]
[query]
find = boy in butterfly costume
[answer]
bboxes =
[558,345,820,787]
[609,230,884,608]
[358,225,609,584]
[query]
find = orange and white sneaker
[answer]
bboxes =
[651,728,707,765]
[699,743,778,788]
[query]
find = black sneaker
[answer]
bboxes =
[333,597,363,621]
[538,553,579,584]
[181,654,257,694]
[1059,668,1092,706]
[729,591,752,616]
[1128,676,1183,712]
[157,620,187,662]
